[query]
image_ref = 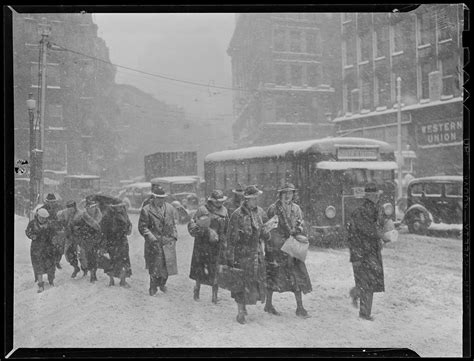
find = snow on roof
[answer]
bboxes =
[151,176,200,184]
[316,161,398,170]
[408,175,463,184]
[205,137,393,162]
[64,174,100,179]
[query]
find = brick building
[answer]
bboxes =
[227,13,342,147]
[333,5,464,177]
[13,13,119,180]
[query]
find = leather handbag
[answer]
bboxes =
[217,265,244,293]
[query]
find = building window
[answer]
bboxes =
[24,19,37,39]
[392,21,405,53]
[417,11,435,46]
[437,6,456,41]
[343,36,356,66]
[44,142,66,171]
[420,60,434,99]
[375,71,390,107]
[30,63,39,86]
[307,63,321,87]
[375,25,389,57]
[290,64,303,86]
[344,71,357,113]
[274,63,286,85]
[361,76,372,110]
[47,104,63,127]
[47,65,60,87]
[306,30,321,54]
[273,27,286,51]
[289,30,302,52]
[440,56,457,96]
[359,31,372,61]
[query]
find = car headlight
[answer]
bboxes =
[325,205,336,219]
[383,203,394,216]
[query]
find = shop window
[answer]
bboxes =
[290,30,302,52]
[274,63,286,85]
[307,63,321,87]
[273,27,286,51]
[306,30,321,54]
[375,24,389,58]
[359,31,372,61]
[441,56,457,96]
[290,64,303,86]
[417,11,435,46]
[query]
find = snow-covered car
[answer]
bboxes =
[403,176,462,235]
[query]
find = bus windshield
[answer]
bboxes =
[337,169,393,193]
[171,182,196,194]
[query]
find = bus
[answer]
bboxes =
[204,137,397,246]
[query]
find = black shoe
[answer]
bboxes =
[37,282,45,293]
[108,278,115,287]
[90,272,97,283]
[193,287,200,301]
[359,314,375,321]
[149,287,158,296]
[264,305,281,316]
[159,285,167,293]
[236,313,246,324]
[296,307,310,318]
[71,267,80,278]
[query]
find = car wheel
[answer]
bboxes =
[407,211,429,235]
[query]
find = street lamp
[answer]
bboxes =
[26,93,36,214]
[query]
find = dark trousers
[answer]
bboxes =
[359,289,374,317]
[150,275,168,289]
[65,240,80,269]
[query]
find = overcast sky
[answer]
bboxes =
[93,13,236,122]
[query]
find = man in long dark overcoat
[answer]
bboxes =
[40,193,65,269]
[188,189,229,303]
[138,185,178,296]
[225,185,278,324]
[347,182,385,321]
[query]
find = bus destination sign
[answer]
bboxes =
[336,146,378,160]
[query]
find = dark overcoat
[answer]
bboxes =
[100,205,133,278]
[226,204,270,305]
[25,216,56,281]
[138,201,178,279]
[188,201,229,286]
[347,198,385,293]
[266,200,312,294]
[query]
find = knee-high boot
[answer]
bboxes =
[295,290,309,318]
[264,289,280,315]
[236,303,246,324]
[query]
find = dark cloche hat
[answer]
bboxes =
[232,183,245,195]
[151,184,167,198]
[209,189,228,202]
[45,193,57,202]
[277,182,297,193]
[243,185,263,198]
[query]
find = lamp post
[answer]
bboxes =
[396,76,403,201]
[27,93,37,214]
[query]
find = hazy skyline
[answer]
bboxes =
[93,13,235,123]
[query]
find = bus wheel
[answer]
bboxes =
[407,211,428,235]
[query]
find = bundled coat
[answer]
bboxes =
[188,201,229,286]
[100,205,133,278]
[347,198,385,293]
[138,201,178,279]
[226,203,270,305]
[266,200,312,294]
[25,215,56,281]
[41,202,65,263]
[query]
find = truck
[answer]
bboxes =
[144,151,197,181]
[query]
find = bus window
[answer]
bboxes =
[216,164,226,190]
[446,183,461,197]
[235,162,247,186]
[225,164,236,190]
[263,160,277,190]
[249,162,261,187]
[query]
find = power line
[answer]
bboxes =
[49,41,252,93]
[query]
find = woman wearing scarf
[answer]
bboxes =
[188,190,229,303]
[225,185,278,324]
[265,182,312,318]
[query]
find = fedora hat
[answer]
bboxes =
[278,182,297,193]
[209,189,228,202]
[243,185,263,198]
[151,184,167,198]
[232,183,245,195]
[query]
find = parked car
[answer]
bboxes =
[119,182,152,212]
[403,176,462,235]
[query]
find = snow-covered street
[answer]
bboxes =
[13,214,462,356]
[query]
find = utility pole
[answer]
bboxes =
[396,76,403,201]
[38,18,51,202]
[27,93,36,215]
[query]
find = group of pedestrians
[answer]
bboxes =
[24,180,386,324]
[25,194,133,293]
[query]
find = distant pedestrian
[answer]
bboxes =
[40,193,65,269]
[138,185,179,296]
[225,185,278,324]
[25,208,56,293]
[265,182,312,318]
[223,183,245,217]
[188,189,229,303]
[347,183,385,321]
[100,202,133,288]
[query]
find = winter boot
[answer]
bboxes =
[149,277,158,296]
[71,266,81,278]
[236,303,246,324]
[90,270,98,283]
[211,285,218,304]
[37,282,45,293]
[264,290,281,315]
[48,274,55,286]
[295,291,310,318]
[349,287,359,308]
[193,284,200,301]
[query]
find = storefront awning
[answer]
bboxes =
[316,161,398,170]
